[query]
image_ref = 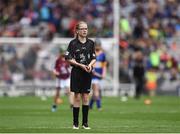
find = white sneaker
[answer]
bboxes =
[73,125,79,129]
[82,124,91,129]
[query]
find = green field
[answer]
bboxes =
[0,96,180,133]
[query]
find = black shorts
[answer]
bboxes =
[70,67,92,93]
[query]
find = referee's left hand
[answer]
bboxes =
[86,65,92,73]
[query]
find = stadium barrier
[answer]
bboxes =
[0,80,135,97]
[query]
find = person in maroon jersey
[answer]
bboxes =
[51,48,74,112]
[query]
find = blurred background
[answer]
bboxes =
[0,0,180,97]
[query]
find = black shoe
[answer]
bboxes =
[82,123,91,129]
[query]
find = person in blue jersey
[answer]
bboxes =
[89,39,107,111]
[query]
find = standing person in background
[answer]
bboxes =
[51,48,74,112]
[145,67,158,97]
[133,51,145,99]
[65,21,96,129]
[89,39,107,111]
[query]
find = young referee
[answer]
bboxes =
[65,21,96,129]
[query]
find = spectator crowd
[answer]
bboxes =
[0,0,180,93]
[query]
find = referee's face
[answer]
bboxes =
[78,23,88,37]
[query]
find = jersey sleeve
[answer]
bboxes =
[54,58,59,71]
[54,58,58,70]
[102,53,106,62]
[91,41,96,60]
[65,41,74,60]
[102,53,107,67]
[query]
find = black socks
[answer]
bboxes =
[82,105,89,125]
[73,107,79,125]
[73,105,89,126]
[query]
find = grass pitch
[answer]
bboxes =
[0,96,180,133]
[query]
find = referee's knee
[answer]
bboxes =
[74,95,81,103]
[82,95,89,105]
